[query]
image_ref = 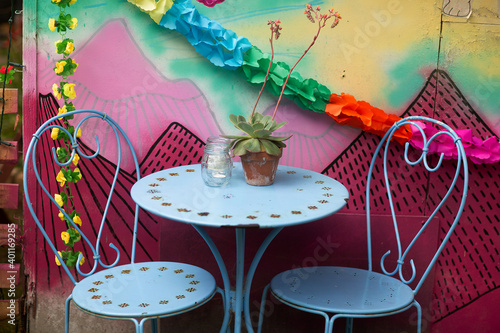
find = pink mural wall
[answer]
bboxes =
[22,0,500,332]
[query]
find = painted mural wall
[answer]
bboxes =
[23,0,499,332]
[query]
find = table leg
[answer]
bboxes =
[243,227,283,333]
[193,226,283,333]
[191,225,231,333]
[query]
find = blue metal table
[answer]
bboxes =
[130,163,349,332]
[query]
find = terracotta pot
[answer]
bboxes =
[240,149,282,186]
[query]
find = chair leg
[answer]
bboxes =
[257,284,271,333]
[413,301,422,333]
[345,317,353,333]
[216,287,230,333]
[64,295,73,333]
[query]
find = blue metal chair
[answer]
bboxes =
[257,116,469,333]
[23,109,219,333]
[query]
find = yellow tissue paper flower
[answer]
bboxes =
[73,168,82,182]
[57,105,67,119]
[48,18,56,31]
[56,170,66,187]
[76,127,82,138]
[52,83,61,100]
[55,251,62,266]
[73,215,82,227]
[61,231,70,244]
[70,0,77,4]
[51,127,60,140]
[54,193,64,207]
[65,42,74,54]
[79,253,85,265]
[55,60,67,74]
[63,83,76,99]
[72,153,80,166]
[69,18,78,30]
[127,0,173,24]
[52,0,62,3]
[58,209,65,221]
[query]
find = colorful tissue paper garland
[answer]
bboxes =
[159,0,251,70]
[127,0,174,23]
[409,122,500,164]
[196,0,226,7]
[242,46,332,113]
[325,93,412,145]
[124,0,500,164]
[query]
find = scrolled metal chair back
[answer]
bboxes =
[24,109,142,285]
[366,116,468,294]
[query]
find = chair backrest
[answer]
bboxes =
[23,109,142,285]
[366,116,468,294]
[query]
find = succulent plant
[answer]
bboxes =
[224,112,291,156]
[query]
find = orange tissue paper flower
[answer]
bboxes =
[325,93,412,144]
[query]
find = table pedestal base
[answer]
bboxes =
[193,226,283,333]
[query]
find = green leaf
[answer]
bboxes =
[60,191,68,206]
[243,138,262,152]
[232,140,248,156]
[64,251,80,268]
[222,135,248,140]
[237,115,247,124]
[274,141,287,148]
[253,129,272,138]
[261,115,272,126]
[235,122,255,136]
[228,114,238,125]
[266,135,292,142]
[57,147,69,162]
[269,121,286,132]
[250,112,263,123]
[252,122,265,131]
[71,169,81,183]
[261,140,282,155]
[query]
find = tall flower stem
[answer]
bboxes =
[250,20,281,122]
[271,6,341,120]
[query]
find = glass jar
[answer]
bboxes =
[201,136,233,187]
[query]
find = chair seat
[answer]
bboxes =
[270,266,414,315]
[72,261,216,318]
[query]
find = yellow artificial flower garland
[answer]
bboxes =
[49,0,85,269]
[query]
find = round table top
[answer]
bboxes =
[131,163,349,228]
